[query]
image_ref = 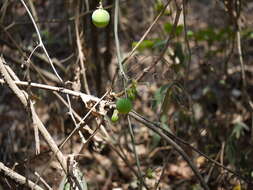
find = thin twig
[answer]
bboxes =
[114,0,128,80]
[34,172,53,190]
[19,0,63,82]
[0,78,102,102]
[0,161,44,190]
[127,116,144,189]
[75,0,91,95]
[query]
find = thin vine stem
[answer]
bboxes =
[114,0,128,80]
[127,116,144,189]
[19,0,63,83]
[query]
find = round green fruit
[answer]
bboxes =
[116,98,133,114]
[92,8,110,28]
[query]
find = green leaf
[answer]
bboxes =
[154,1,164,13]
[132,40,155,51]
[187,30,194,38]
[153,39,167,49]
[232,122,249,139]
[164,23,184,36]
[154,0,171,15]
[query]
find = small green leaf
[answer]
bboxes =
[132,40,155,51]
[154,1,164,12]
[153,39,167,49]
[164,23,183,36]
[154,1,171,15]
[187,30,194,37]
[232,122,249,139]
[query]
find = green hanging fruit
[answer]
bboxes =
[92,8,110,28]
[111,109,119,122]
[116,98,133,114]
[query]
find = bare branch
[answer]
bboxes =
[0,161,44,190]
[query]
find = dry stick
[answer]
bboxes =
[0,79,101,102]
[0,162,44,190]
[55,91,100,152]
[34,172,53,190]
[75,0,91,95]
[5,63,40,154]
[0,58,67,172]
[136,4,182,82]
[129,112,210,190]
